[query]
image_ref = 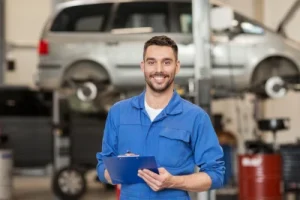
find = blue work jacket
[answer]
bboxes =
[96,91,225,200]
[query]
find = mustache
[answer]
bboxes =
[150,72,169,77]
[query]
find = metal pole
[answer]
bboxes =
[192,0,213,200]
[0,0,5,84]
[52,91,70,171]
[193,0,212,113]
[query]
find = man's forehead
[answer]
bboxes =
[145,46,175,60]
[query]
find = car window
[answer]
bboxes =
[173,2,236,34]
[213,12,264,36]
[50,3,113,32]
[111,2,169,33]
[176,2,193,34]
[235,13,264,35]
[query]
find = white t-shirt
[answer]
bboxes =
[145,99,163,122]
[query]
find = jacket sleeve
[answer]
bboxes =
[96,105,119,184]
[191,112,225,189]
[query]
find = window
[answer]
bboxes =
[235,13,265,35]
[176,3,193,34]
[111,2,169,33]
[50,3,112,32]
[240,21,264,35]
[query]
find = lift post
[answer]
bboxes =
[192,0,212,114]
[192,0,214,200]
[0,0,5,84]
[52,91,71,171]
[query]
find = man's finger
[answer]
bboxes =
[158,167,166,173]
[142,169,161,180]
[142,177,161,191]
[138,170,161,187]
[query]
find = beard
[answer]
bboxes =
[145,72,175,93]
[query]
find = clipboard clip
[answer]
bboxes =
[117,150,139,158]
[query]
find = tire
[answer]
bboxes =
[61,61,122,114]
[52,167,87,200]
[66,80,122,114]
[251,57,299,97]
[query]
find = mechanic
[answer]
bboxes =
[96,35,225,200]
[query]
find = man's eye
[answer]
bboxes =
[148,61,154,65]
[165,61,171,65]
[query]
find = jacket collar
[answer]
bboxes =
[131,90,183,115]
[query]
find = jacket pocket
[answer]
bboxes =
[158,128,191,168]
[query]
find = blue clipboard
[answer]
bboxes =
[103,156,159,184]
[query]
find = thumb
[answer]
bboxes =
[158,167,166,173]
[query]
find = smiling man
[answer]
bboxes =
[96,35,225,200]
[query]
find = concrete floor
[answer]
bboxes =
[15,171,297,200]
[14,174,296,200]
[11,172,197,200]
[10,170,240,200]
[12,173,116,200]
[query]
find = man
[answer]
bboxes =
[96,35,225,199]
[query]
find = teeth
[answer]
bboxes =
[153,76,164,83]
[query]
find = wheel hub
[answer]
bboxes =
[58,170,83,195]
[76,82,98,102]
[265,76,286,98]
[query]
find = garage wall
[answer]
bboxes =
[264,0,300,42]
[263,92,300,144]
[4,0,52,87]
[212,94,258,153]
[223,0,255,18]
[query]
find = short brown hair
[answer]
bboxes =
[143,35,178,60]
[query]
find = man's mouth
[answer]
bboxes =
[152,75,167,84]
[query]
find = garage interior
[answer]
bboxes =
[2,0,300,200]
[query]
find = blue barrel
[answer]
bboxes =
[221,144,233,185]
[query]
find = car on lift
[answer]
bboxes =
[36,0,300,114]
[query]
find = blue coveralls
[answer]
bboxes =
[96,91,225,200]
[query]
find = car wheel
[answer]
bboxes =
[251,57,299,98]
[52,167,87,200]
[65,80,122,114]
[264,76,287,98]
[61,61,122,113]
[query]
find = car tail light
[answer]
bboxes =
[38,39,49,55]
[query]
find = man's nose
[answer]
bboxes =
[156,63,163,72]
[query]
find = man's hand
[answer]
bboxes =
[137,167,174,191]
[104,169,113,184]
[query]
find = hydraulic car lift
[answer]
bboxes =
[51,91,79,200]
[192,1,215,199]
[51,91,88,200]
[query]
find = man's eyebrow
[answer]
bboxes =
[146,57,173,61]
[146,57,156,61]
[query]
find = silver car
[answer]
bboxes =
[36,0,300,113]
